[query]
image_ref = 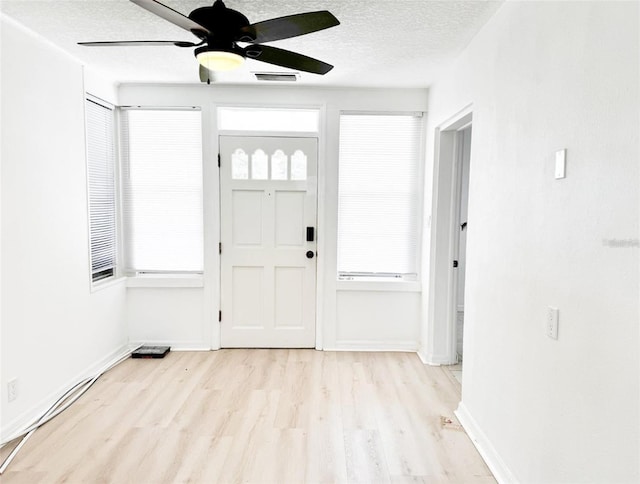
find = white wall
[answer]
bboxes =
[127,287,206,349]
[118,84,428,351]
[0,16,127,437]
[422,2,639,482]
[335,290,420,350]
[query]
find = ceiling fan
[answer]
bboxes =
[79,0,340,83]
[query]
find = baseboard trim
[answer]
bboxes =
[327,340,418,352]
[418,351,457,366]
[169,347,211,352]
[128,340,211,351]
[455,401,518,484]
[1,343,135,442]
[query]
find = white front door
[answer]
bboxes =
[219,136,317,348]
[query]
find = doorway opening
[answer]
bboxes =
[215,106,322,349]
[454,125,472,364]
[425,106,473,372]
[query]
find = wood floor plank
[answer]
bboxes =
[344,429,391,484]
[304,422,348,483]
[1,350,494,483]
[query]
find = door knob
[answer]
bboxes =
[306,250,315,259]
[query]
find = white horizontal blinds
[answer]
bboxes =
[86,98,116,282]
[121,109,204,273]
[337,113,422,277]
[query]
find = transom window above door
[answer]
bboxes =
[231,148,308,181]
[217,107,320,133]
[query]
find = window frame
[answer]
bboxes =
[336,111,425,283]
[119,106,204,276]
[85,94,118,285]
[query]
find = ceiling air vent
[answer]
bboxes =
[254,72,299,82]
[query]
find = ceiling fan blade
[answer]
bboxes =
[244,44,333,75]
[199,65,217,84]
[78,40,198,47]
[239,11,339,43]
[130,0,211,38]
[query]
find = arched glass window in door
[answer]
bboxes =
[290,150,307,180]
[271,150,288,180]
[251,149,268,180]
[231,149,249,179]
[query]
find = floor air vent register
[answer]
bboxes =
[131,346,171,359]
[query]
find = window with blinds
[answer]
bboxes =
[121,108,203,273]
[86,97,116,282]
[337,113,423,280]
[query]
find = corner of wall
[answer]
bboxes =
[455,401,518,484]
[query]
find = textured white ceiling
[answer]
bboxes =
[0,0,503,87]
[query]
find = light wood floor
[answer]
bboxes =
[1,350,494,483]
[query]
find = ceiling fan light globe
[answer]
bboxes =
[196,50,245,71]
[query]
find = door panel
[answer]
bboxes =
[275,191,305,246]
[232,190,264,246]
[220,136,317,348]
[232,267,264,329]
[274,267,305,328]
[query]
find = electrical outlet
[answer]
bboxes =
[8,378,18,402]
[547,307,559,340]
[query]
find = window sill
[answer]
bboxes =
[126,274,204,288]
[336,280,421,292]
[91,276,127,293]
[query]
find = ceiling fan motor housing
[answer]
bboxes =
[194,43,245,59]
[189,0,254,42]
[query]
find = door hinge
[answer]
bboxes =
[218,153,221,167]
[218,310,222,322]
[219,242,222,254]
[453,260,459,268]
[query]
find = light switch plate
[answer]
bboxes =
[555,149,566,179]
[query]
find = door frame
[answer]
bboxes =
[424,105,473,365]
[215,129,322,349]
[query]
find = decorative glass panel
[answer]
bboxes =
[290,150,307,180]
[271,150,288,180]
[231,149,249,179]
[251,149,268,180]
